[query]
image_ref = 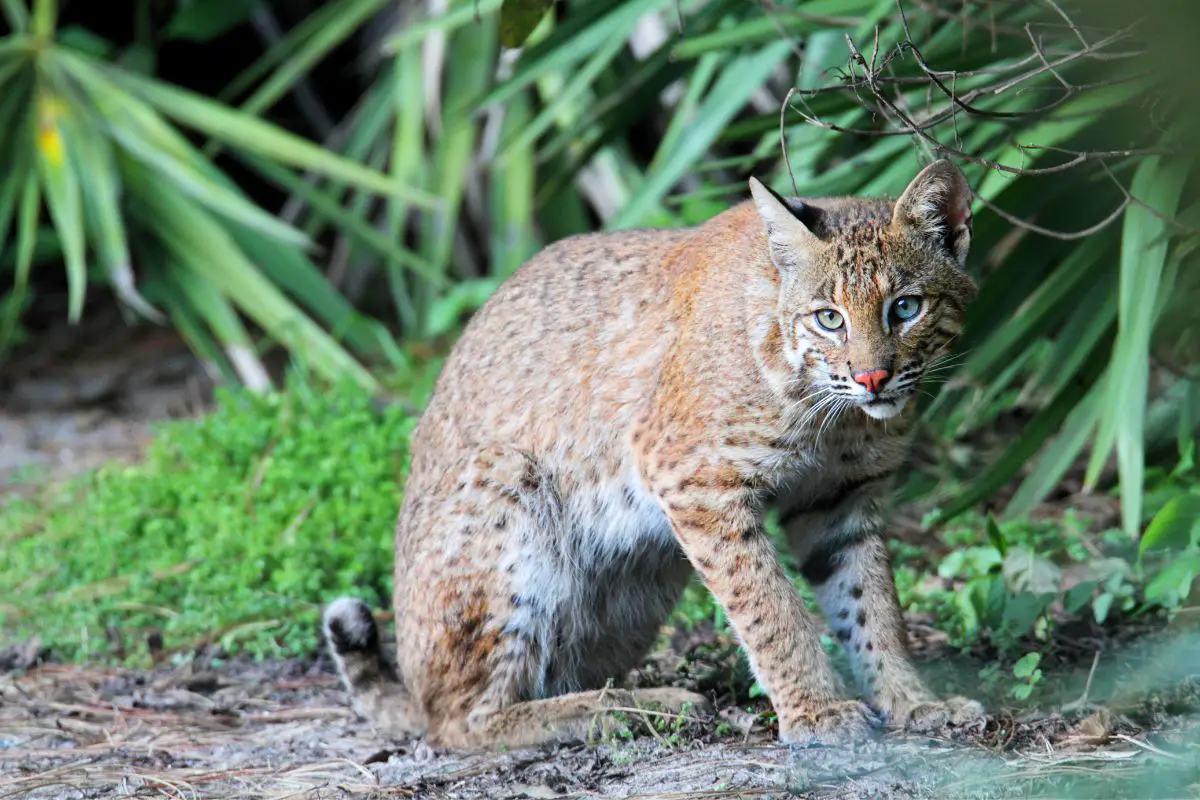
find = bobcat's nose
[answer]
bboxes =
[851,368,890,394]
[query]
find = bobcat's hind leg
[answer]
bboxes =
[430,687,712,751]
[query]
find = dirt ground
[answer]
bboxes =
[2,628,1200,800]
[0,305,214,496]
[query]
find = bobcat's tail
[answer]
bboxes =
[322,597,426,738]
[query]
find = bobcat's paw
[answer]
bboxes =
[889,696,985,732]
[628,687,714,718]
[779,700,879,747]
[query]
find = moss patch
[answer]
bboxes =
[0,369,438,664]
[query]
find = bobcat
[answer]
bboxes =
[324,158,985,750]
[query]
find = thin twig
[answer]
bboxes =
[1062,651,1101,711]
[974,192,1129,241]
[780,87,800,196]
[1113,733,1186,761]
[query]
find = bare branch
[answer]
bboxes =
[772,0,1183,240]
[1097,161,1200,234]
[780,86,800,196]
[974,192,1130,241]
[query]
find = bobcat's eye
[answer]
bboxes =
[814,309,844,331]
[891,296,922,322]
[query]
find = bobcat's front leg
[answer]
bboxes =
[791,508,984,731]
[647,463,873,743]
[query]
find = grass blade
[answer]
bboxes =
[1005,383,1104,518]
[230,226,404,367]
[172,263,272,391]
[385,0,503,52]
[474,0,667,112]
[490,84,537,276]
[31,0,54,36]
[126,163,378,391]
[385,42,426,328]
[1,0,28,32]
[108,65,439,208]
[60,94,164,322]
[0,168,39,354]
[34,86,88,322]
[57,54,313,247]
[420,11,497,295]
[238,0,389,119]
[670,0,873,59]
[1087,155,1190,536]
[611,39,791,229]
[240,152,442,285]
[931,374,1095,526]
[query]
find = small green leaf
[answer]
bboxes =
[499,0,555,49]
[166,0,256,42]
[1002,546,1062,595]
[1012,652,1042,679]
[1092,592,1114,624]
[1001,590,1053,637]
[1139,492,1200,557]
[1144,554,1200,607]
[985,514,1008,557]
[1064,581,1097,615]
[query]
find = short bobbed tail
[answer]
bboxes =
[323,597,425,738]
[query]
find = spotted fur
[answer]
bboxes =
[323,159,984,751]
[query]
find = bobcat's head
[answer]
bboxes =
[749,159,978,420]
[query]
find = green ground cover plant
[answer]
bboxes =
[0,362,440,664]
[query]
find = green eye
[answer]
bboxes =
[891,296,922,321]
[815,309,844,331]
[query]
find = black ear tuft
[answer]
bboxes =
[892,159,974,268]
[757,180,824,237]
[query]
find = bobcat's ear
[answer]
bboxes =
[749,176,822,277]
[891,159,973,269]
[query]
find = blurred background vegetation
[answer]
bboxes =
[2,0,1199,669]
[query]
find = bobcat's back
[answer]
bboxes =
[412,226,695,458]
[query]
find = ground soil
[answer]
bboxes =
[2,628,1199,800]
[0,306,214,496]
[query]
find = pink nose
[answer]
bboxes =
[852,368,890,394]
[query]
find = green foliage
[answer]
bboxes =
[669,504,1198,708]
[1010,652,1044,701]
[499,0,555,48]
[0,364,441,663]
[1139,463,1200,608]
[6,0,1199,537]
[0,0,433,387]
